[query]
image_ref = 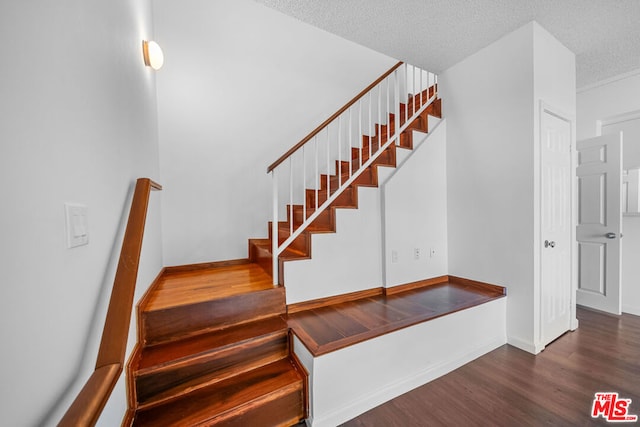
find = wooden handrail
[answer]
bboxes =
[267,61,404,173]
[58,178,162,427]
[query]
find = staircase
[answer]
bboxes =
[125,63,441,426]
[126,262,306,426]
[249,88,442,284]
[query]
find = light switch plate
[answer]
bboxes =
[65,203,89,248]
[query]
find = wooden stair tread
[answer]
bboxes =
[137,316,288,371]
[135,336,289,409]
[145,263,275,311]
[133,359,304,426]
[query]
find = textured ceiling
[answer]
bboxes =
[255,0,640,88]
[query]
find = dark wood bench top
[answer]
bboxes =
[286,276,506,356]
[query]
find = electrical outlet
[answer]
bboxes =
[414,248,420,260]
[391,250,398,263]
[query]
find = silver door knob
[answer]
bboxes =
[605,232,617,239]
[544,240,556,248]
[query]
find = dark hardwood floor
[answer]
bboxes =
[341,307,640,426]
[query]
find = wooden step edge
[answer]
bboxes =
[163,258,251,274]
[136,268,168,343]
[142,304,287,349]
[383,276,449,295]
[126,344,143,419]
[135,327,289,377]
[287,287,384,314]
[134,359,304,420]
[447,275,507,296]
[203,376,304,426]
[142,277,285,315]
[135,349,292,412]
[274,221,334,234]
[138,316,288,369]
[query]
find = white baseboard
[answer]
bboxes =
[507,335,539,354]
[623,305,640,316]
[571,317,579,331]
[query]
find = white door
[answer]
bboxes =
[576,133,623,314]
[540,110,573,345]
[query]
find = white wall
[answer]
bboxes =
[0,1,163,426]
[441,23,536,350]
[531,23,577,347]
[442,22,575,352]
[577,72,640,316]
[383,121,448,286]
[283,186,383,304]
[153,0,397,266]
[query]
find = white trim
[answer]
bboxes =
[577,68,640,93]
[508,335,542,354]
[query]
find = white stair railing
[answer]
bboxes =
[267,62,438,284]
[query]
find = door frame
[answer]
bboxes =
[534,101,578,353]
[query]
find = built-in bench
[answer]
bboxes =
[286,276,507,427]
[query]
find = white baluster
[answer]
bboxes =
[378,83,382,153]
[435,74,438,97]
[349,107,353,179]
[420,68,423,108]
[302,145,306,223]
[289,157,293,236]
[315,135,318,212]
[368,92,372,161]
[395,70,399,146]
[386,76,390,143]
[359,99,363,169]
[412,65,416,116]
[405,64,408,127]
[271,169,278,285]
[326,125,330,203]
[338,115,342,188]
